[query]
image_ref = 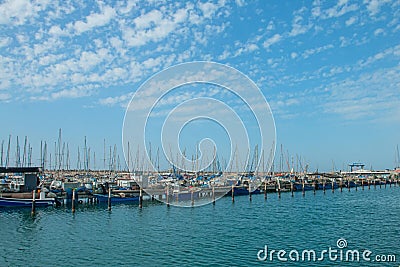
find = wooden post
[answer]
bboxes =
[107,187,111,211]
[302,180,305,197]
[190,191,194,206]
[264,182,267,200]
[139,188,143,208]
[340,180,343,192]
[313,181,316,195]
[249,184,252,202]
[212,186,215,205]
[291,182,294,197]
[278,182,281,199]
[355,180,358,191]
[332,180,335,193]
[231,185,235,203]
[31,190,36,216]
[72,189,76,213]
[362,180,365,190]
[384,179,387,189]
[389,179,392,188]
[323,180,326,194]
[348,179,350,192]
[374,180,377,189]
[166,185,170,207]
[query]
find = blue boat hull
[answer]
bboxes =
[0,197,55,208]
[293,184,314,191]
[227,187,261,196]
[94,194,139,203]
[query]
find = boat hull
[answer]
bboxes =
[0,197,55,207]
[93,194,139,203]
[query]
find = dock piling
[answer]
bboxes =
[107,188,111,211]
[291,182,294,197]
[166,185,170,207]
[313,181,316,195]
[212,186,215,205]
[277,182,281,199]
[31,190,36,216]
[139,188,143,208]
[72,189,76,213]
[249,184,252,202]
[231,185,235,203]
[264,182,267,200]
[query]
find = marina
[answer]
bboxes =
[1,164,399,211]
[1,180,399,266]
[1,1,399,265]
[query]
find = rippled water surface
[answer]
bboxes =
[1,187,399,266]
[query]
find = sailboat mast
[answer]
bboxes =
[16,136,20,167]
[6,135,11,168]
[0,140,3,167]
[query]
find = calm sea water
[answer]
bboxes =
[1,186,399,267]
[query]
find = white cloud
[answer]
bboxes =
[0,36,12,47]
[48,25,69,36]
[266,20,274,31]
[0,0,34,25]
[49,84,98,100]
[133,9,163,30]
[364,0,390,16]
[198,2,218,18]
[322,1,358,19]
[235,0,245,7]
[263,34,282,49]
[322,66,400,121]
[122,6,190,47]
[302,44,334,59]
[0,93,11,101]
[357,44,400,68]
[345,16,357,26]
[99,92,134,107]
[71,5,116,34]
[374,28,385,36]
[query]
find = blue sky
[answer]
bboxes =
[0,0,399,172]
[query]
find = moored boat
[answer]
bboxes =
[0,194,57,208]
[93,193,139,203]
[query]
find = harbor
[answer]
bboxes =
[1,1,399,265]
[1,179,399,266]
[1,163,399,211]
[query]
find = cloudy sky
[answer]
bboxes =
[0,0,399,172]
